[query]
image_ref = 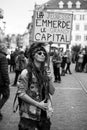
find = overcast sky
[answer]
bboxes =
[0,0,48,34]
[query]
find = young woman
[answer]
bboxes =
[17,42,55,130]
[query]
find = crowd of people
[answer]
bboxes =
[7,46,73,85]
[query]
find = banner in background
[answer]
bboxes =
[33,11,73,44]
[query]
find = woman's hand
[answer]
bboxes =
[38,100,48,111]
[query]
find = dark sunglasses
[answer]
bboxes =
[37,51,46,56]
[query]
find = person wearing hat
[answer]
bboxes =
[0,43,10,120]
[16,42,55,130]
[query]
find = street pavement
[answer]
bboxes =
[1,64,87,130]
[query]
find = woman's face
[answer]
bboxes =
[34,50,46,63]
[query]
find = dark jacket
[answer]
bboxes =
[52,53,62,67]
[0,52,10,87]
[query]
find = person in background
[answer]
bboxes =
[76,51,83,72]
[12,50,28,86]
[52,51,62,83]
[24,46,29,58]
[82,50,87,72]
[10,51,15,72]
[13,47,20,70]
[0,43,10,120]
[16,42,55,130]
[65,50,72,74]
[61,52,67,76]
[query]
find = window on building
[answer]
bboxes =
[84,15,87,20]
[59,1,64,8]
[80,15,84,20]
[80,15,81,20]
[71,35,72,40]
[83,15,85,20]
[84,25,87,31]
[73,15,76,20]
[84,35,87,41]
[77,15,80,20]
[67,1,72,8]
[76,1,81,9]
[75,35,81,41]
[73,15,80,20]
[76,24,80,31]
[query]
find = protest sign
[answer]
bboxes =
[33,11,73,44]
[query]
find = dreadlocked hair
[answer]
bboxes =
[26,61,49,86]
[28,42,48,62]
[26,42,49,88]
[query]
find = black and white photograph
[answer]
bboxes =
[0,0,87,130]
